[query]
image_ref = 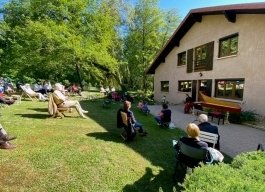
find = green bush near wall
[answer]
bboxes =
[229,110,258,124]
[182,151,265,192]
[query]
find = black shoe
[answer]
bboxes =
[3,135,17,141]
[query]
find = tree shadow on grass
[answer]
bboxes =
[82,99,181,191]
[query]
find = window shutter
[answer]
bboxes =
[206,41,214,71]
[187,49,193,73]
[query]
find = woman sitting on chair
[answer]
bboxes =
[53,83,88,119]
[123,101,147,136]
[174,123,208,167]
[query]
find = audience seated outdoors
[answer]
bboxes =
[33,81,47,95]
[154,103,171,127]
[197,114,220,150]
[68,83,81,96]
[21,84,47,101]
[137,100,150,114]
[0,93,15,105]
[43,80,53,93]
[52,83,88,119]
[117,101,147,141]
[0,124,16,149]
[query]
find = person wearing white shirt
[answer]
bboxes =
[53,83,88,118]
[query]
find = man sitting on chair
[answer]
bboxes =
[53,83,88,119]
[197,114,220,150]
[154,103,171,126]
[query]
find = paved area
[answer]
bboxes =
[148,104,265,158]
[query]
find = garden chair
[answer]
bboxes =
[48,94,68,118]
[199,131,218,149]
[20,84,47,101]
[173,139,212,182]
[117,108,136,141]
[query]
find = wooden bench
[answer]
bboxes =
[199,131,218,149]
[208,111,225,125]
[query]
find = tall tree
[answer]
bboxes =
[0,0,120,88]
[122,0,180,91]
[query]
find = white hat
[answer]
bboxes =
[198,114,208,123]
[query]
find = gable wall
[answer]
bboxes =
[154,14,265,116]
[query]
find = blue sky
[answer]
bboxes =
[159,0,265,18]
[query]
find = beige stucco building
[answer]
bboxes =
[147,3,265,117]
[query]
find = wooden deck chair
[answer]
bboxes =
[48,94,68,118]
[199,131,218,149]
[20,85,38,101]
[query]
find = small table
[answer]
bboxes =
[208,111,225,125]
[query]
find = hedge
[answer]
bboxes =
[182,151,265,192]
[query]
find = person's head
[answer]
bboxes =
[162,103,168,109]
[198,114,208,123]
[186,123,200,138]
[54,83,63,91]
[123,100,131,111]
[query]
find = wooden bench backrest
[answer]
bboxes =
[199,131,218,148]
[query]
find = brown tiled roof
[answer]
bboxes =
[146,3,265,74]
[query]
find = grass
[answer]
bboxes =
[0,96,232,191]
[0,97,185,191]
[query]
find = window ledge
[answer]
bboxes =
[217,54,237,60]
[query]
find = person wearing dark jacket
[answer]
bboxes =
[197,114,220,150]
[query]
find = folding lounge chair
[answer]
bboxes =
[48,93,68,118]
[20,85,39,101]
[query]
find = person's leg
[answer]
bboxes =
[134,122,147,136]
[154,116,162,124]
[60,100,87,118]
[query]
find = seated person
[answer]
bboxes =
[43,80,53,93]
[197,114,220,150]
[53,83,88,119]
[142,101,150,114]
[0,93,15,105]
[69,83,81,96]
[24,84,47,101]
[0,124,16,149]
[122,100,147,137]
[154,103,171,125]
[174,123,208,168]
[33,81,47,95]
[137,100,144,110]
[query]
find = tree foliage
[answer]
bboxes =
[0,0,180,91]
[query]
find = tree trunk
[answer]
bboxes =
[75,63,84,91]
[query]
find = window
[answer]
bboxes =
[177,51,186,66]
[192,42,214,72]
[178,81,192,92]
[215,79,244,100]
[219,33,238,58]
[161,81,169,92]
[178,81,191,92]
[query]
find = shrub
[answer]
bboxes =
[182,152,265,192]
[229,110,258,124]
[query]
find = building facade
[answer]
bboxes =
[147,3,265,116]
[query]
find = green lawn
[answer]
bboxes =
[0,97,186,191]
